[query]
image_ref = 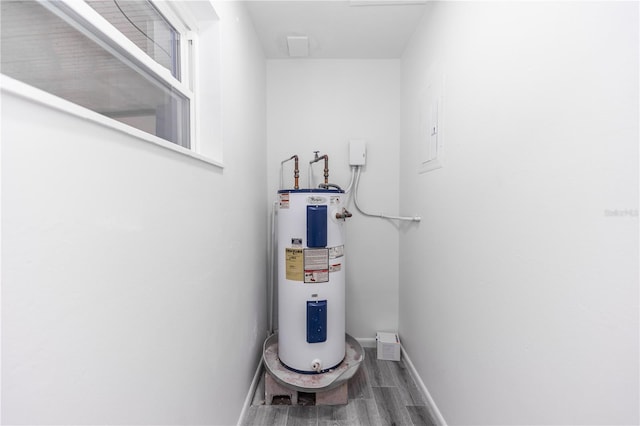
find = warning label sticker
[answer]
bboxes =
[285,248,303,281]
[304,248,329,283]
[329,245,344,259]
[279,193,290,209]
[330,263,342,273]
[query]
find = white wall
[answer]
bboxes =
[1,1,266,424]
[266,59,401,338]
[400,2,638,425]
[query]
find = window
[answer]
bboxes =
[0,0,193,149]
[86,0,181,79]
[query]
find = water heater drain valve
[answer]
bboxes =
[311,359,322,372]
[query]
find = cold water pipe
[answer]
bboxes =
[267,200,278,336]
[309,151,329,187]
[280,155,299,190]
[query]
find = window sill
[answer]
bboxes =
[0,75,224,169]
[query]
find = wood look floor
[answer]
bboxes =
[241,348,437,426]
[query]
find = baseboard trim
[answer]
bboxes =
[236,357,263,426]
[400,344,448,426]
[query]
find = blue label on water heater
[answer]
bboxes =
[307,205,327,248]
[307,300,327,343]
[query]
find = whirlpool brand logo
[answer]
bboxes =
[307,196,327,205]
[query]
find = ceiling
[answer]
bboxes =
[244,1,428,59]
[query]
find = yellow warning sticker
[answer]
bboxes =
[285,248,304,281]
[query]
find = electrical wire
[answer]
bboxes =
[353,166,421,222]
[343,166,356,194]
[341,166,357,208]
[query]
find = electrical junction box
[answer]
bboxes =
[376,332,401,361]
[349,139,366,166]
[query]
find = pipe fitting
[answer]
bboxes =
[335,208,353,220]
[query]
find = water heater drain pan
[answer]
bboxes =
[262,333,364,393]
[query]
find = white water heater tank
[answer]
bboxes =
[277,189,346,373]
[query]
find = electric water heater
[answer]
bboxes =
[277,189,347,373]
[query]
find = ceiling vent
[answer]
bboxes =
[287,35,309,57]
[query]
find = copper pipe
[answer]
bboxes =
[310,153,329,185]
[323,155,329,185]
[293,155,299,189]
[281,155,300,190]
